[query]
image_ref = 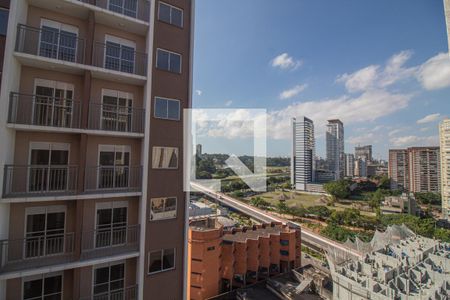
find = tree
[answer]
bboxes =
[415,192,441,205]
[276,201,289,216]
[250,197,270,209]
[378,175,390,190]
[320,224,356,242]
[323,180,350,200]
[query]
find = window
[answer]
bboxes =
[95,202,128,248]
[280,250,289,256]
[25,206,66,258]
[28,142,70,193]
[98,145,130,189]
[158,2,183,27]
[23,273,62,300]
[109,0,137,18]
[150,197,177,220]
[39,19,78,62]
[280,240,289,246]
[94,263,125,299]
[154,97,180,120]
[34,79,74,128]
[0,8,9,36]
[148,248,175,274]
[101,89,133,132]
[207,246,215,251]
[156,49,181,73]
[104,35,136,74]
[152,147,178,169]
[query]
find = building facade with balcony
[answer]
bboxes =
[0,0,194,299]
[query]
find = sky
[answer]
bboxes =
[192,0,450,159]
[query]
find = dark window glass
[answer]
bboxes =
[280,240,289,246]
[171,8,183,27]
[149,250,162,273]
[169,53,181,73]
[167,100,180,120]
[156,49,169,71]
[280,250,289,256]
[0,9,8,36]
[24,279,43,299]
[163,248,175,270]
[154,98,168,118]
[44,275,62,295]
[158,3,171,23]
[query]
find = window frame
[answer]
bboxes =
[147,248,176,275]
[153,96,180,121]
[149,196,177,221]
[0,7,9,36]
[156,48,182,74]
[92,261,126,299]
[97,144,132,189]
[101,89,134,132]
[22,272,64,300]
[94,201,129,248]
[39,18,79,62]
[158,1,183,28]
[104,35,136,74]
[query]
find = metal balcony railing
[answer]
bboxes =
[2,165,78,198]
[0,233,75,273]
[80,285,138,300]
[15,24,85,64]
[84,166,142,193]
[88,103,145,133]
[81,224,139,259]
[92,42,147,76]
[8,92,82,129]
[79,0,150,22]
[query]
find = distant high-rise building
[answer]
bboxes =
[389,147,441,194]
[326,119,344,180]
[196,143,202,156]
[291,117,315,190]
[389,149,409,190]
[407,147,440,193]
[440,119,450,220]
[355,145,372,163]
[355,158,368,177]
[345,153,355,177]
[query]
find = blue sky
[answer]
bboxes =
[192,0,450,159]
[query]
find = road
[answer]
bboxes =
[191,182,363,259]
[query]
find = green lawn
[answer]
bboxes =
[247,191,323,208]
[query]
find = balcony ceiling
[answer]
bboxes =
[28,0,149,36]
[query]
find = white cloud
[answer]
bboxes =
[416,113,441,124]
[279,84,308,100]
[268,90,412,139]
[336,50,416,93]
[271,53,303,70]
[195,90,202,96]
[225,100,233,107]
[348,133,378,145]
[420,127,431,132]
[388,128,406,137]
[390,135,439,147]
[416,52,450,90]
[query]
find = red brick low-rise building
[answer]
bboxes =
[188,218,302,300]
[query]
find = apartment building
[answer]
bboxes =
[407,147,440,193]
[291,116,315,191]
[440,119,450,220]
[0,1,194,299]
[355,145,372,163]
[388,149,409,190]
[188,218,302,300]
[0,0,8,91]
[344,153,354,178]
[326,119,344,180]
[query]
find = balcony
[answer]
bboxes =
[88,103,145,135]
[7,92,82,130]
[15,24,85,70]
[81,224,140,259]
[79,285,138,300]
[92,42,147,77]
[84,165,142,193]
[0,233,75,273]
[79,0,150,23]
[2,165,78,198]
